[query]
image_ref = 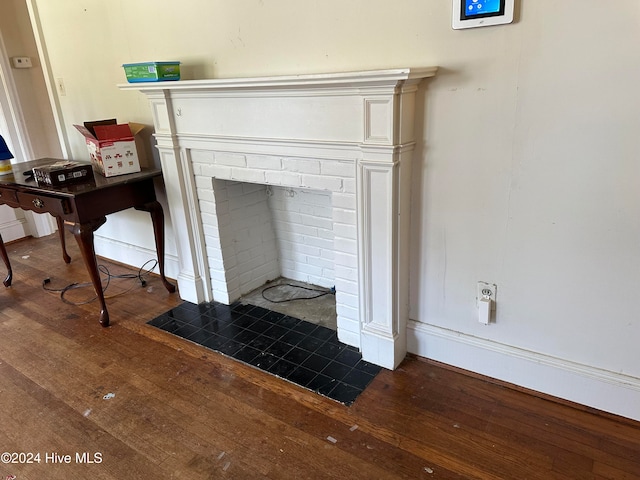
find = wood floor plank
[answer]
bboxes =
[1,234,639,479]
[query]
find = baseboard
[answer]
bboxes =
[407,320,640,422]
[93,235,180,284]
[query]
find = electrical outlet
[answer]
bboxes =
[11,56,32,68]
[477,281,497,310]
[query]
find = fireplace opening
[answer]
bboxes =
[205,178,339,330]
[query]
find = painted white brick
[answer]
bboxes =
[333,238,357,255]
[282,158,321,174]
[334,251,357,268]
[333,223,357,240]
[342,177,356,193]
[302,214,333,230]
[191,150,215,164]
[335,264,358,281]
[306,255,334,270]
[201,164,232,179]
[335,279,358,296]
[333,208,356,225]
[264,171,302,186]
[337,291,359,308]
[320,160,355,178]
[301,174,342,192]
[198,199,216,214]
[216,153,247,167]
[336,303,359,322]
[273,220,318,236]
[197,188,215,203]
[231,168,266,184]
[195,175,214,191]
[247,155,282,170]
[303,235,334,250]
[332,193,356,210]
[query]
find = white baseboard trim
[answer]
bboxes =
[93,235,180,285]
[407,320,640,422]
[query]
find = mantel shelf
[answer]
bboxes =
[118,67,437,92]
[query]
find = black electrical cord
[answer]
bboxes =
[261,283,336,304]
[42,259,159,306]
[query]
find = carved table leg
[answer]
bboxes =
[0,234,12,288]
[136,201,176,294]
[56,216,71,264]
[69,218,109,327]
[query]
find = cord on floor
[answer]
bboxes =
[41,259,159,306]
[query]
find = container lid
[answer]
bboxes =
[122,61,180,67]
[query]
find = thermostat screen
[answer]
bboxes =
[462,0,504,18]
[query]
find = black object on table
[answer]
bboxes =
[0,158,176,326]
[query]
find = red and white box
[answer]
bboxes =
[74,120,144,177]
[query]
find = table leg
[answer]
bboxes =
[0,234,12,288]
[135,201,176,294]
[56,216,71,264]
[69,218,109,327]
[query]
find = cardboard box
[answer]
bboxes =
[74,119,144,177]
[33,160,94,187]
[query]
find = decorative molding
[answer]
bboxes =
[407,320,640,421]
[121,68,437,369]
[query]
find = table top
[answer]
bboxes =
[0,158,162,198]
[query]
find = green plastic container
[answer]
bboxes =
[122,62,180,83]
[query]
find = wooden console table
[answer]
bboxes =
[0,158,176,327]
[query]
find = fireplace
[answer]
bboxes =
[121,67,436,369]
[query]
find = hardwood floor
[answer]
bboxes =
[0,234,638,479]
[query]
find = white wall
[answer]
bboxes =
[27,0,640,419]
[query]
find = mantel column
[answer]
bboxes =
[357,81,421,369]
[147,90,211,304]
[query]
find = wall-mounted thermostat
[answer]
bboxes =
[452,0,514,29]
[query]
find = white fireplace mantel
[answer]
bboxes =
[121,67,437,369]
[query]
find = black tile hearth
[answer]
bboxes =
[148,301,381,406]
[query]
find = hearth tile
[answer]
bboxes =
[229,314,258,329]
[267,359,298,378]
[282,346,312,365]
[321,361,352,381]
[297,335,324,353]
[259,312,284,325]
[201,333,230,350]
[300,353,332,373]
[186,328,213,344]
[313,327,336,342]
[287,366,317,388]
[265,340,294,357]
[247,334,277,351]
[313,375,338,396]
[274,315,301,329]
[231,328,258,345]
[262,324,290,340]
[217,323,246,339]
[148,313,172,329]
[327,382,361,405]
[334,348,362,368]
[353,359,383,376]
[342,369,376,391]
[279,329,306,347]
[234,345,261,364]
[217,339,244,356]
[148,301,380,407]
[314,339,345,359]
[291,321,319,335]
[249,352,280,370]
[172,324,200,338]
[245,319,273,334]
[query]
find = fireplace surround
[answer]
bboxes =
[121,67,437,369]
